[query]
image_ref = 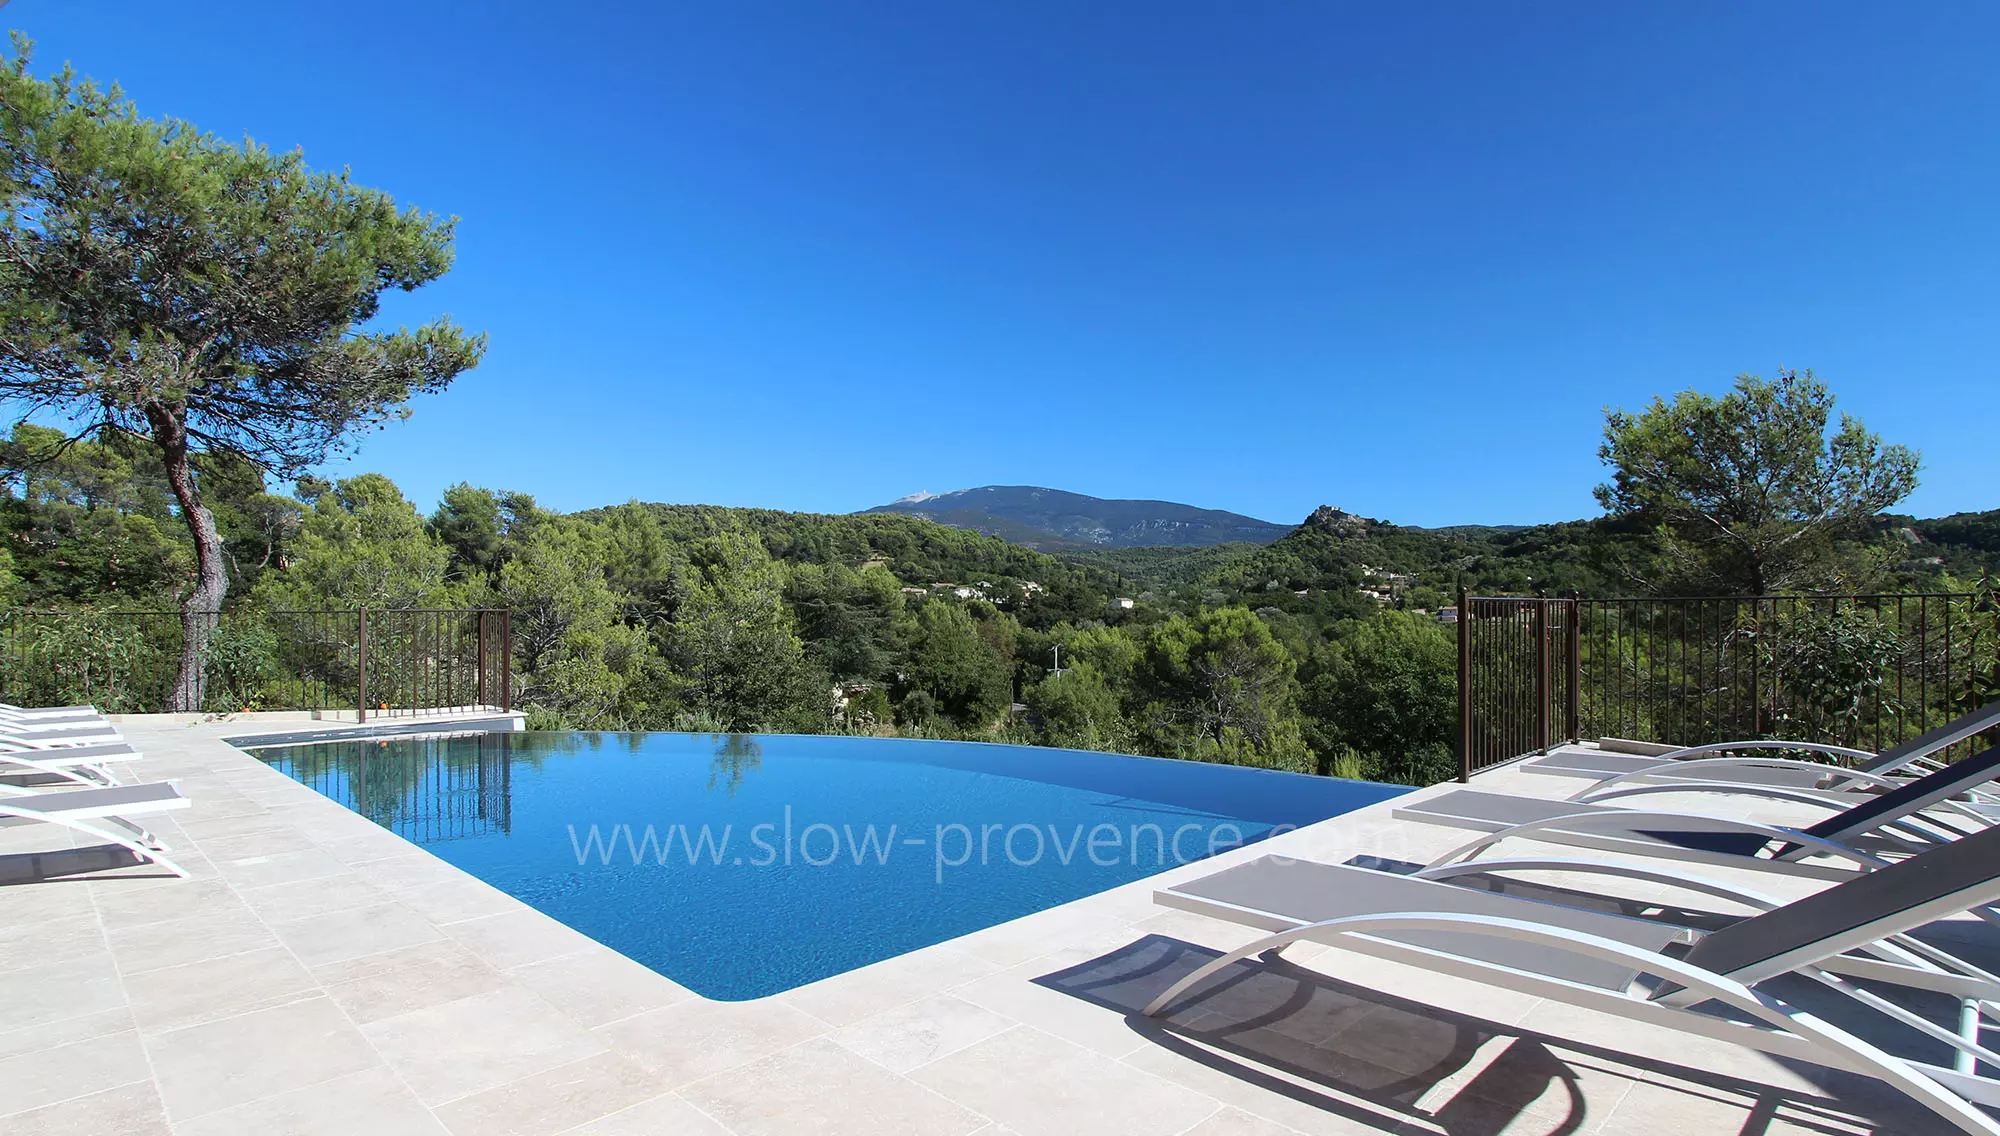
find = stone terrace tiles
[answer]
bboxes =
[0,715,1968,1135]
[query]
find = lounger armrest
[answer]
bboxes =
[1577,780,1875,812]
[1425,809,1889,872]
[1581,757,1909,798]
[1646,739,1879,764]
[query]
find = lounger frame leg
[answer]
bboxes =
[0,754,117,790]
[1143,911,2000,1136]
[0,803,190,878]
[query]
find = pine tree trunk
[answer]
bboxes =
[145,402,228,712]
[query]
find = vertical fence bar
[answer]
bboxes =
[1752,600,1768,740]
[1565,592,1581,743]
[500,609,512,714]
[1532,597,1550,753]
[1457,587,1471,782]
[1943,596,1956,759]
[1919,594,1931,747]
[356,607,369,724]
[477,611,488,710]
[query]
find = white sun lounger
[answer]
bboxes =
[0,781,190,877]
[0,709,107,729]
[1524,700,2000,798]
[0,723,125,745]
[0,702,98,715]
[0,735,137,756]
[0,708,116,729]
[0,703,104,725]
[1147,819,2000,1134]
[0,741,143,787]
[1392,740,2000,882]
[0,721,124,746]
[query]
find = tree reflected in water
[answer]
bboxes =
[707,733,763,795]
[264,733,512,842]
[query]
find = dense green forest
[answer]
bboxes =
[5,406,1995,786]
[1071,504,2000,611]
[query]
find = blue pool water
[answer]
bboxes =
[251,731,1407,999]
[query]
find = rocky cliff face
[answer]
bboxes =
[1302,505,1373,538]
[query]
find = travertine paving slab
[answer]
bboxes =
[506,945,696,1029]
[359,986,604,1107]
[145,996,382,1121]
[122,945,320,1033]
[830,993,1017,1074]
[169,1066,447,1136]
[596,996,827,1087]
[0,1027,153,1117]
[682,1036,988,1136]
[315,939,510,1025]
[5,1079,173,1136]
[911,1025,1224,1135]
[0,952,127,1031]
[430,1050,664,1136]
[271,900,446,967]
[563,1093,735,1135]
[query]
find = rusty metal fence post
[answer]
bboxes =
[1456,587,1471,782]
[1566,591,1582,743]
[1533,595,1551,752]
[500,609,512,714]
[356,607,369,724]
[477,611,489,709]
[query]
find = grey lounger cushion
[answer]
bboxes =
[1396,789,1786,859]
[0,711,106,726]
[0,741,140,765]
[0,781,187,826]
[1160,854,1684,991]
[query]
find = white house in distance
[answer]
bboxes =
[1113,597,1135,610]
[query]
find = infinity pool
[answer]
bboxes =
[250,731,1407,999]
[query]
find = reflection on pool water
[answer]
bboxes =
[251,731,1408,999]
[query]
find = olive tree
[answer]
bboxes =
[0,40,483,707]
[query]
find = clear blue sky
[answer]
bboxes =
[12,1,1998,526]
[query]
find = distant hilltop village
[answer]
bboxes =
[899,578,1138,609]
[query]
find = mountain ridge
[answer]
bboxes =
[862,485,1291,549]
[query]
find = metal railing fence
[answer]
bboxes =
[0,608,512,720]
[1458,590,2000,779]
